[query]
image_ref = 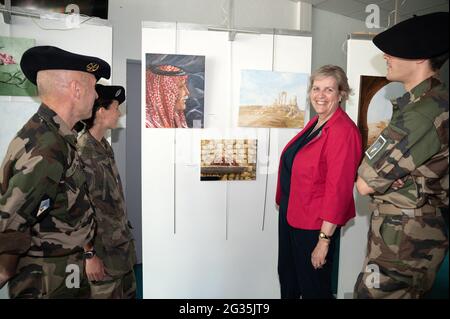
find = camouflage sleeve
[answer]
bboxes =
[77,148,103,200]
[77,147,106,242]
[0,231,31,254]
[358,112,441,194]
[0,138,64,253]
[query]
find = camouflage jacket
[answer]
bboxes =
[77,131,135,276]
[358,77,449,208]
[0,104,95,257]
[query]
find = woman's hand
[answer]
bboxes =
[85,256,106,282]
[311,240,330,269]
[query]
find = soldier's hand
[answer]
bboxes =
[85,256,106,282]
[392,179,405,190]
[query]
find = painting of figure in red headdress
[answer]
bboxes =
[145,53,205,128]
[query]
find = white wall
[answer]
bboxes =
[337,38,387,299]
[109,0,301,91]
[141,23,311,298]
[311,8,372,72]
[0,13,112,299]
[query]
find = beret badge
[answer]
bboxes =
[86,62,100,72]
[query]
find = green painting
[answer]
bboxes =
[0,36,37,96]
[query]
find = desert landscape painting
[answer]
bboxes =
[238,70,308,128]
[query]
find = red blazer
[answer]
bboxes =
[276,107,362,229]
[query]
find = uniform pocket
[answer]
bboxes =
[370,214,405,258]
[65,158,86,194]
[379,215,405,256]
[54,156,89,226]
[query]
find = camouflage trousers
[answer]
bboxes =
[354,211,448,299]
[89,269,136,299]
[9,252,89,299]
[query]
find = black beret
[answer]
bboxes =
[373,12,449,59]
[20,46,111,85]
[95,84,126,105]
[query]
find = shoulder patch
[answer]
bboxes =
[36,198,51,218]
[366,135,387,160]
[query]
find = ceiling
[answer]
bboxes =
[296,0,449,27]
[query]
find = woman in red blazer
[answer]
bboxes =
[276,65,362,299]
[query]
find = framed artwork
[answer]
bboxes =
[145,53,205,128]
[238,69,308,128]
[200,139,257,181]
[0,36,37,96]
[357,75,405,150]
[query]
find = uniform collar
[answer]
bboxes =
[81,130,114,158]
[37,104,78,147]
[391,76,442,110]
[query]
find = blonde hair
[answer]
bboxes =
[308,65,352,102]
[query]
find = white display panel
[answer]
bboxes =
[337,38,386,299]
[142,23,312,298]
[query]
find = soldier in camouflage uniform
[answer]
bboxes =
[0,46,110,298]
[354,12,449,299]
[76,84,137,299]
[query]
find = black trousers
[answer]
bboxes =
[278,207,339,299]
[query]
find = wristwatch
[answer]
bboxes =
[83,249,96,259]
[319,231,331,241]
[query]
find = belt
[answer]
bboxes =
[370,203,440,217]
[26,248,84,258]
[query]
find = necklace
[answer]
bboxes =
[317,111,335,127]
[316,118,327,128]
[313,114,332,132]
